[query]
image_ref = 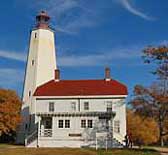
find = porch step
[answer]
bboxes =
[26,139,37,148]
[25,130,38,147]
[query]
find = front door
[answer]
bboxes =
[41,117,52,137]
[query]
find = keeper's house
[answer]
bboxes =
[17,11,128,148]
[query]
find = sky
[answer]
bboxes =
[0,0,167,99]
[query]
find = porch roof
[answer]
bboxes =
[36,111,116,118]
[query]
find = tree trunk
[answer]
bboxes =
[159,112,164,147]
[160,136,164,147]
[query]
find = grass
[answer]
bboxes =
[97,148,160,155]
[0,145,160,155]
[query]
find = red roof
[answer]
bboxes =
[34,79,128,97]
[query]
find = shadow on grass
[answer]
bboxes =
[95,148,160,155]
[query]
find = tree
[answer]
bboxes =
[143,45,168,74]
[130,85,168,146]
[143,46,168,146]
[0,89,22,142]
[129,45,168,146]
[127,109,159,146]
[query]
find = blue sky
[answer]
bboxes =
[0,0,167,99]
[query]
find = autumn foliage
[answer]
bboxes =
[127,109,159,145]
[128,45,168,146]
[0,89,22,138]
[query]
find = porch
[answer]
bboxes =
[25,111,118,147]
[37,111,115,139]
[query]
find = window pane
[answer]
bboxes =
[114,120,120,133]
[81,120,86,128]
[84,102,89,110]
[106,101,112,112]
[65,120,70,128]
[49,102,54,112]
[29,91,31,97]
[32,60,35,66]
[58,120,63,128]
[88,120,93,128]
[71,102,76,111]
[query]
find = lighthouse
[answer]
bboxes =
[17,11,57,144]
[17,11,127,148]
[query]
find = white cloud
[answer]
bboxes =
[2,39,168,66]
[34,0,100,34]
[0,68,24,89]
[58,46,142,67]
[0,45,142,67]
[0,50,26,61]
[118,0,155,21]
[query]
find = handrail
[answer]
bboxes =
[113,133,124,144]
[25,130,37,146]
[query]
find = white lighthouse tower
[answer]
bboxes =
[17,11,57,143]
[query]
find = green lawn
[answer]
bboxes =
[0,146,160,155]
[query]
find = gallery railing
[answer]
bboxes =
[39,129,52,137]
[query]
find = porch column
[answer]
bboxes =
[52,116,55,137]
[37,116,41,147]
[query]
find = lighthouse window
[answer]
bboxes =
[25,123,28,130]
[32,60,34,66]
[35,33,37,38]
[28,91,31,97]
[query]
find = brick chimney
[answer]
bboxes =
[54,69,60,82]
[105,67,111,81]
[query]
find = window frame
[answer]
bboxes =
[49,102,55,112]
[35,33,37,38]
[32,60,35,66]
[58,120,64,128]
[81,120,86,128]
[84,102,89,110]
[65,120,70,128]
[71,102,76,111]
[114,120,120,133]
[28,91,31,97]
[88,120,93,128]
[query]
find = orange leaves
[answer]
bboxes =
[0,89,22,136]
[143,46,168,61]
[127,110,159,145]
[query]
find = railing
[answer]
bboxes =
[37,111,116,118]
[113,133,124,145]
[39,129,52,137]
[25,130,37,146]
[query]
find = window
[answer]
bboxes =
[45,118,52,129]
[65,120,70,128]
[35,33,37,38]
[114,120,120,133]
[32,60,35,66]
[58,120,63,128]
[28,91,31,97]
[81,120,86,128]
[49,102,54,112]
[88,120,93,128]
[106,101,112,112]
[25,123,28,130]
[71,102,76,111]
[84,102,89,110]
